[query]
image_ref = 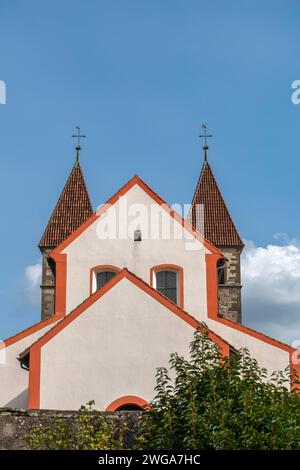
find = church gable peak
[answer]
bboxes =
[50,173,221,256]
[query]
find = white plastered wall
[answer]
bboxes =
[207,318,290,375]
[63,184,210,321]
[40,277,199,410]
[56,182,291,386]
[0,322,60,408]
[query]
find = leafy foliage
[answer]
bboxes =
[25,331,300,450]
[140,329,300,450]
[25,401,127,450]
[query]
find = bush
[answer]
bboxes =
[25,402,127,450]
[140,329,300,450]
[25,330,300,450]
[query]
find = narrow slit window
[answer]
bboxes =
[217,260,226,285]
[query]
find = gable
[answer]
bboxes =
[51,175,221,256]
[28,270,231,409]
[48,176,223,317]
[0,315,62,409]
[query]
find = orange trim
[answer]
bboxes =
[214,316,300,390]
[49,253,67,316]
[205,252,300,388]
[28,344,41,409]
[28,268,231,409]
[51,175,222,257]
[150,264,184,309]
[211,314,299,354]
[205,253,222,318]
[48,175,222,323]
[290,350,300,389]
[89,265,121,295]
[106,395,150,411]
[0,315,63,351]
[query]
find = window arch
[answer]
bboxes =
[150,264,184,308]
[106,396,150,412]
[90,265,121,295]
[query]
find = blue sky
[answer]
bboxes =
[0,0,300,341]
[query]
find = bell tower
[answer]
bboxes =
[189,125,243,322]
[38,127,93,320]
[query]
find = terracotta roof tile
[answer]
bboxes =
[39,163,93,249]
[189,162,243,247]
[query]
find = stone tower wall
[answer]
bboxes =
[40,249,55,320]
[217,246,243,323]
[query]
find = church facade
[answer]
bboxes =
[0,143,299,410]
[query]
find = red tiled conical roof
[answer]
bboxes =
[189,161,243,247]
[39,162,93,249]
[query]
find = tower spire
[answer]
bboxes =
[39,131,93,251]
[39,136,93,320]
[72,125,86,165]
[198,123,212,163]
[188,140,244,323]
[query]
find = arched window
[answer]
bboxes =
[90,266,120,294]
[96,270,117,290]
[106,396,150,412]
[115,404,144,411]
[156,271,177,303]
[150,265,184,308]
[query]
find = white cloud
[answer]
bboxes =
[242,237,300,345]
[24,260,42,305]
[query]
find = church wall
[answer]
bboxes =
[62,184,210,323]
[39,277,200,410]
[207,317,290,377]
[0,323,60,409]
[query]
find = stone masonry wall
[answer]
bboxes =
[217,246,243,323]
[0,408,145,450]
[40,249,55,321]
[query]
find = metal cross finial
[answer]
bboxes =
[72,125,86,164]
[198,123,213,163]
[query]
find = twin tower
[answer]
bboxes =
[38,144,243,323]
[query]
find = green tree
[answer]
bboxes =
[25,330,300,450]
[140,329,300,450]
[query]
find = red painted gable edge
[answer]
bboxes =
[50,174,222,257]
[27,268,232,409]
[0,315,64,351]
[205,253,300,385]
